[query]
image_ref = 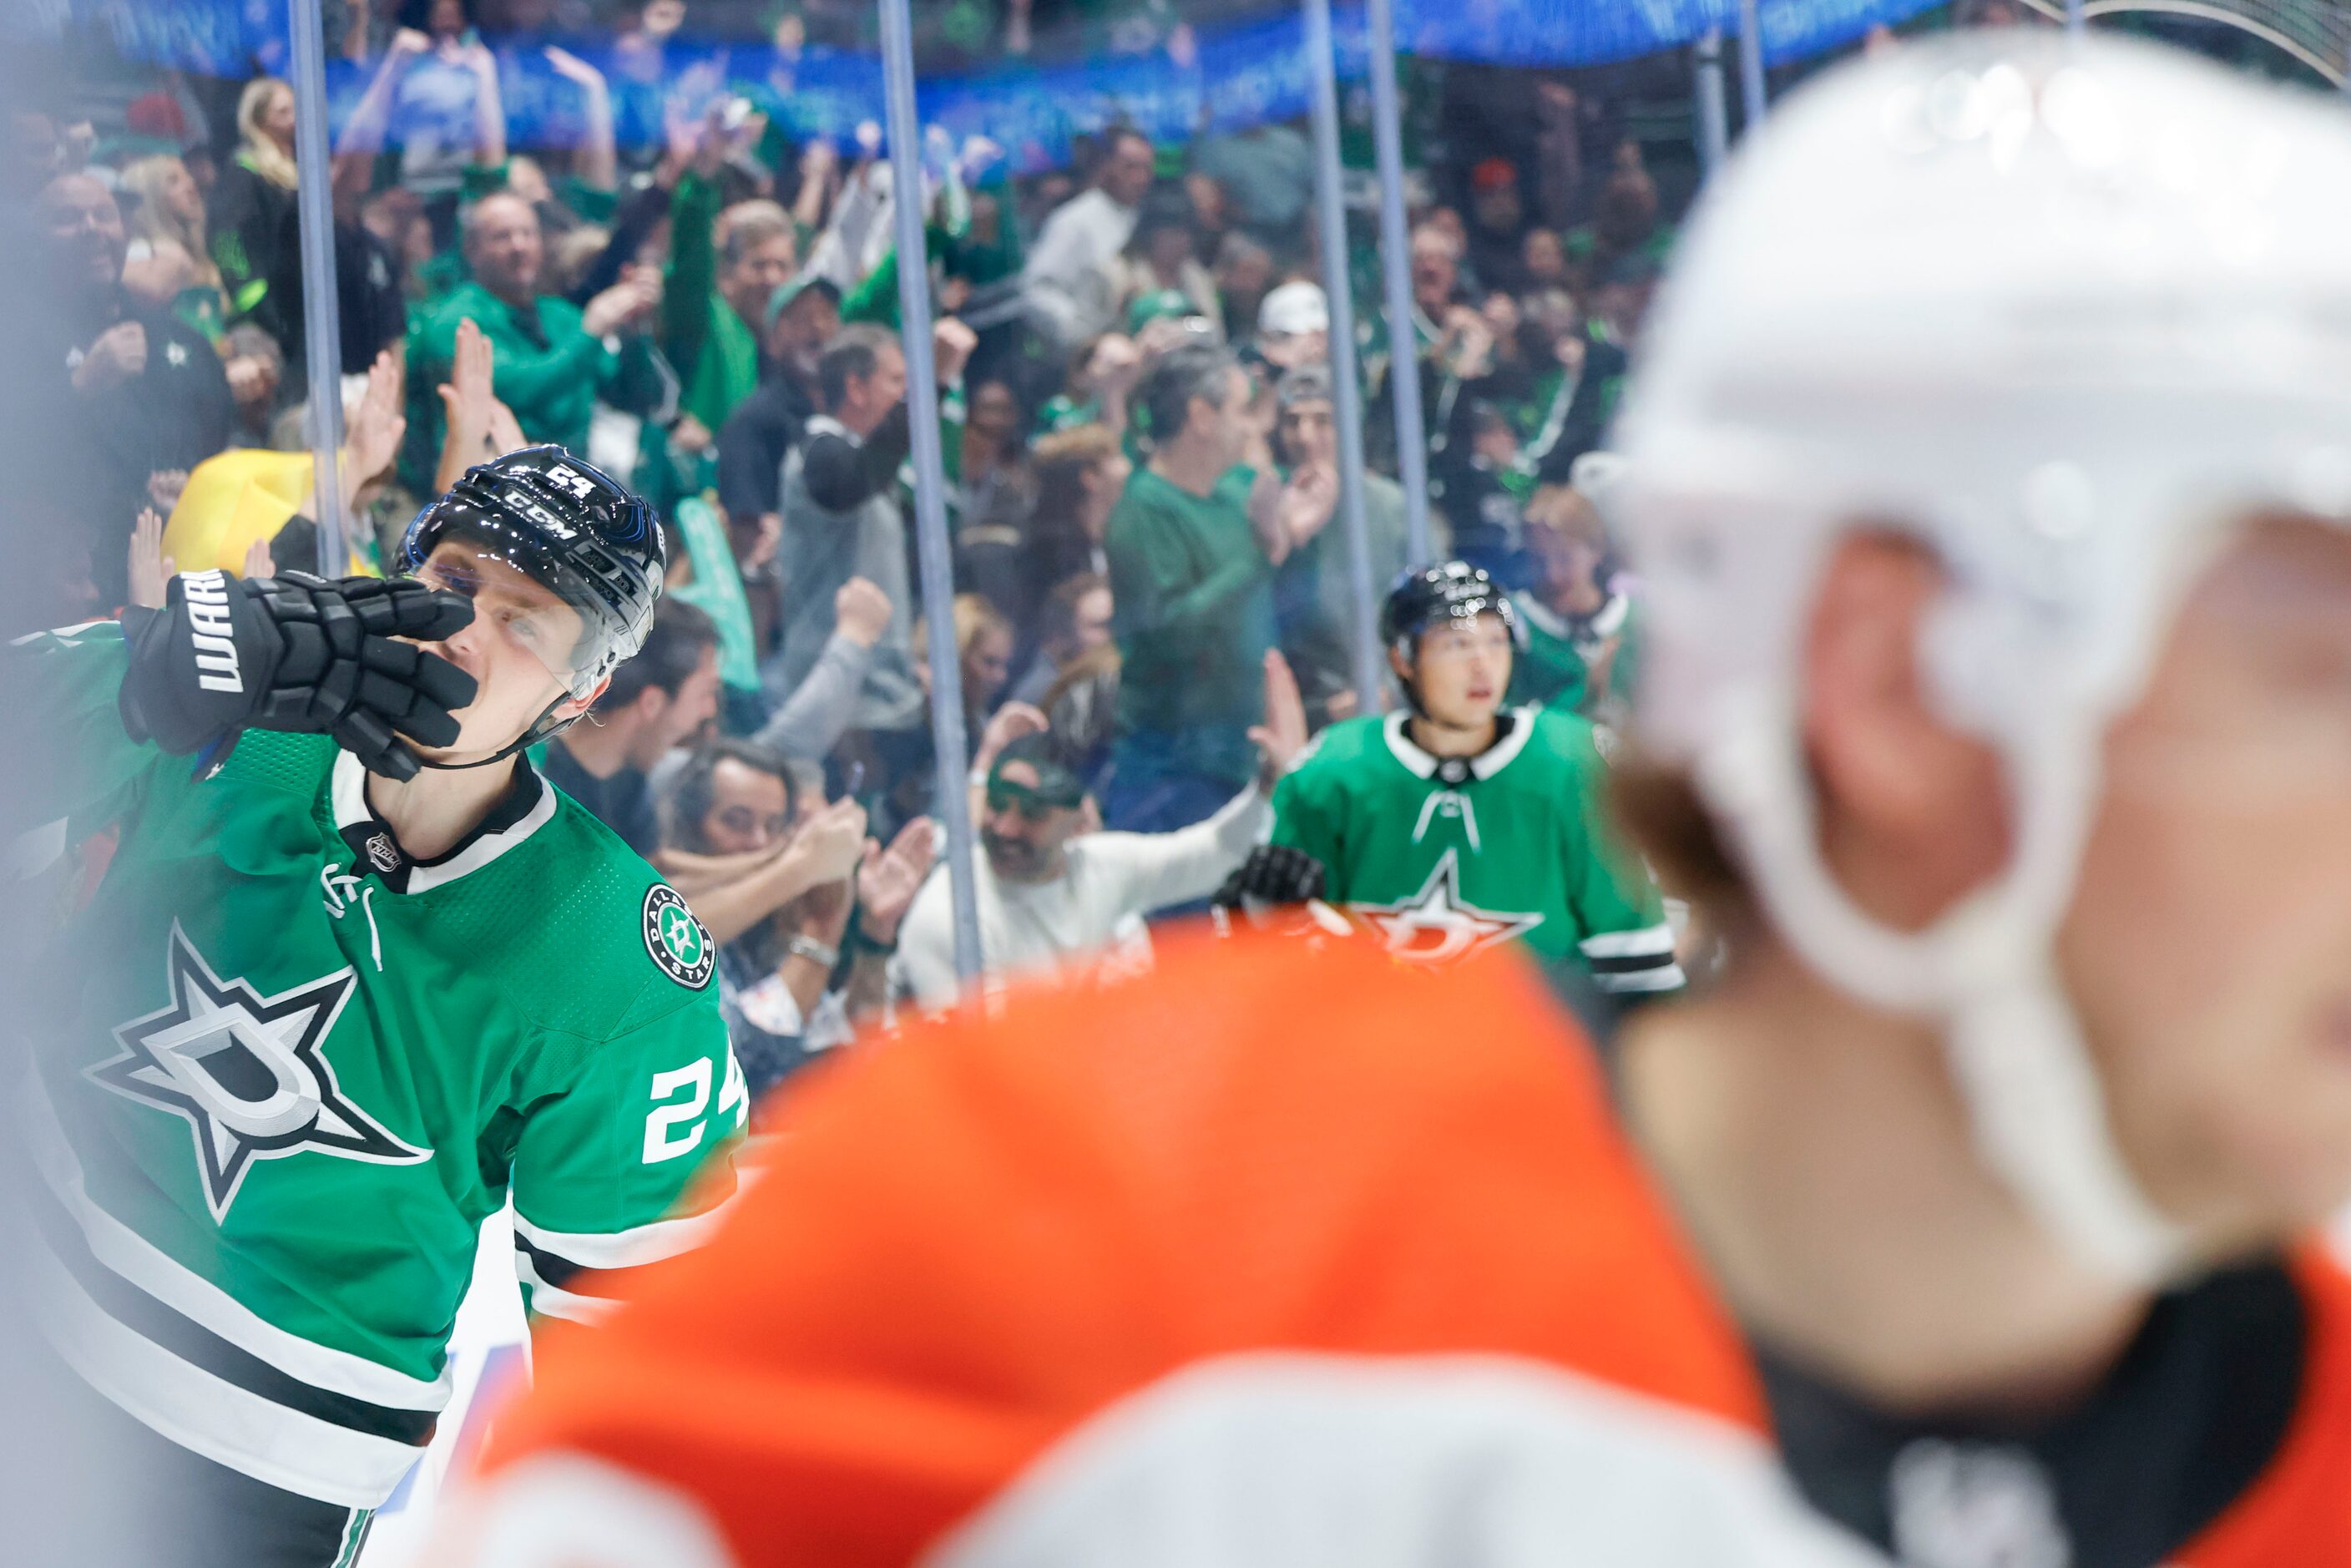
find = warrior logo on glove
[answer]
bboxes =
[118,569,478,783]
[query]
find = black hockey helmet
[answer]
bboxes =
[399,445,664,701]
[1381,561,1524,658]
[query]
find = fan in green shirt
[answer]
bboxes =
[661,169,796,438]
[1105,345,1339,823]
[400,193,665,492]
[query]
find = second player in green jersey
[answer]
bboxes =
[1270,563,1681,992]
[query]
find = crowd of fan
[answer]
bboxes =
[10,4,1672,1115]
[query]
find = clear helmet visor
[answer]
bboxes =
[404,534,621,702]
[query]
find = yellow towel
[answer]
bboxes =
[163,450,372,577]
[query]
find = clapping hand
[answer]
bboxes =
[855,817,938,946]
[128,508,174,610]
[1249,648,1309,785]
[1278,465,1340,549]
[345,347,406,491]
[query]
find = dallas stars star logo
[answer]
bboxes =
[88,924,429,1222]
[1355,850,1544,964]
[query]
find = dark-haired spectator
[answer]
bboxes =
[1211,230,1277,348]
[1271,364,1427,719]
[1522,225,1570,293]
[1026,422,1128,583]
[1431,397,1530,587]
[1465,157,1530,295]
[541,598,721,858]
[1024,127,1155,355]
[1111,181,1216,330]
[400,192,663,488]
[950,377,1034,606]
[1590,252,1663,357]
[776,318,973,734]
[1007,571,1114,709]
[1103,342,1332,833]
[1510,287,1627,488]
[715,274,842,549]
[38,170,232,604]
[657,738,930,1103]
[1564,154,1673,297]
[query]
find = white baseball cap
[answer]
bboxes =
[1257,281,1330,339]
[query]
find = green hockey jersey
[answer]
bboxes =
[12,622,745,1510]
[1269,706,1682,991]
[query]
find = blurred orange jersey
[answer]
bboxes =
[447,930,2351,1568]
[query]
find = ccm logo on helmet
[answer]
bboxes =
[183,570,243,694]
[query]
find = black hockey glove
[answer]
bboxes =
[119,569,478,783]
[1211,843,1328,912]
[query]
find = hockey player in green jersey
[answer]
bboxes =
[1268,562,1682,993]
[10,447,746,1566]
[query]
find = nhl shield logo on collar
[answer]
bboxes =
[643,885,715,989]
[364,832,401,874]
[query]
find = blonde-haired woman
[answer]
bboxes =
[118,154,228,346]
[209,76,300,318]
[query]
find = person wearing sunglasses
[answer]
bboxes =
[892,649,1308,1011]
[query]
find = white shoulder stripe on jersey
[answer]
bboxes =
[23,1240,422,1509]
[512,1190,741,1273]
[23,1068,453,1410]
[514,1252,623,1326]
[1596,964,1690,994]
[1580,926,1678,959]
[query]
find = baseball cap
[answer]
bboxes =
[1257,280,1329,339]
[765,272,842,332]
[986,735,1088,812]
[1125,288,1198,334]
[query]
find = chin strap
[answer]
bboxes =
[413,699,578,772]
[1694,683,2192,1287]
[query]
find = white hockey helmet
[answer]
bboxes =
[1616,32,2351,1282]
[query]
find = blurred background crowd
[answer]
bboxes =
[2,0,2305,1110]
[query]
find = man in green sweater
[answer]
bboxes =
[661,173,797,440]
[402,193,664,491]
[1103,342,1334,835]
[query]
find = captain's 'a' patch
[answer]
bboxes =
[88,923,430,1221]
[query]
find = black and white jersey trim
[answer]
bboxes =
[1579,925,1686,994]
[509,1200,739,1326]
[23,1176,438,1445]
[20,1070,446,1508]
